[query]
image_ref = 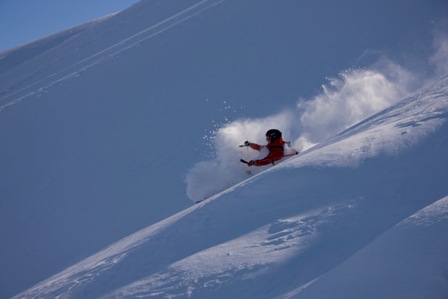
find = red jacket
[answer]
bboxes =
[249,138,286,166]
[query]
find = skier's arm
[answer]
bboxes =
[250,143,263,151]
[243,141,264,151]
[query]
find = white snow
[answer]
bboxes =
[1,1,448,298]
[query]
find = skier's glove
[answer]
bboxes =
[244,141,252,146]
[247,160,256,166]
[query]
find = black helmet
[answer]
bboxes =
[266,129,282,141]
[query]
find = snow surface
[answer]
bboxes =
[1,0,448,298]
[12,75,448,299]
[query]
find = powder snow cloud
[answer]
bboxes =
[186,61,417,202]
[186,33,448,202]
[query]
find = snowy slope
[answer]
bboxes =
[1,0,446,298]
[13,76,448,298]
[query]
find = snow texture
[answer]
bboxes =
[1,0,448,298]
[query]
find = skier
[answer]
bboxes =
[241,129,293,166]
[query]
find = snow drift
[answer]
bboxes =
[14,75,448,298]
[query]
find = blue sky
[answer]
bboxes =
[0,0,139,52]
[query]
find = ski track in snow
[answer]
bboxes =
[0,0,225,112]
